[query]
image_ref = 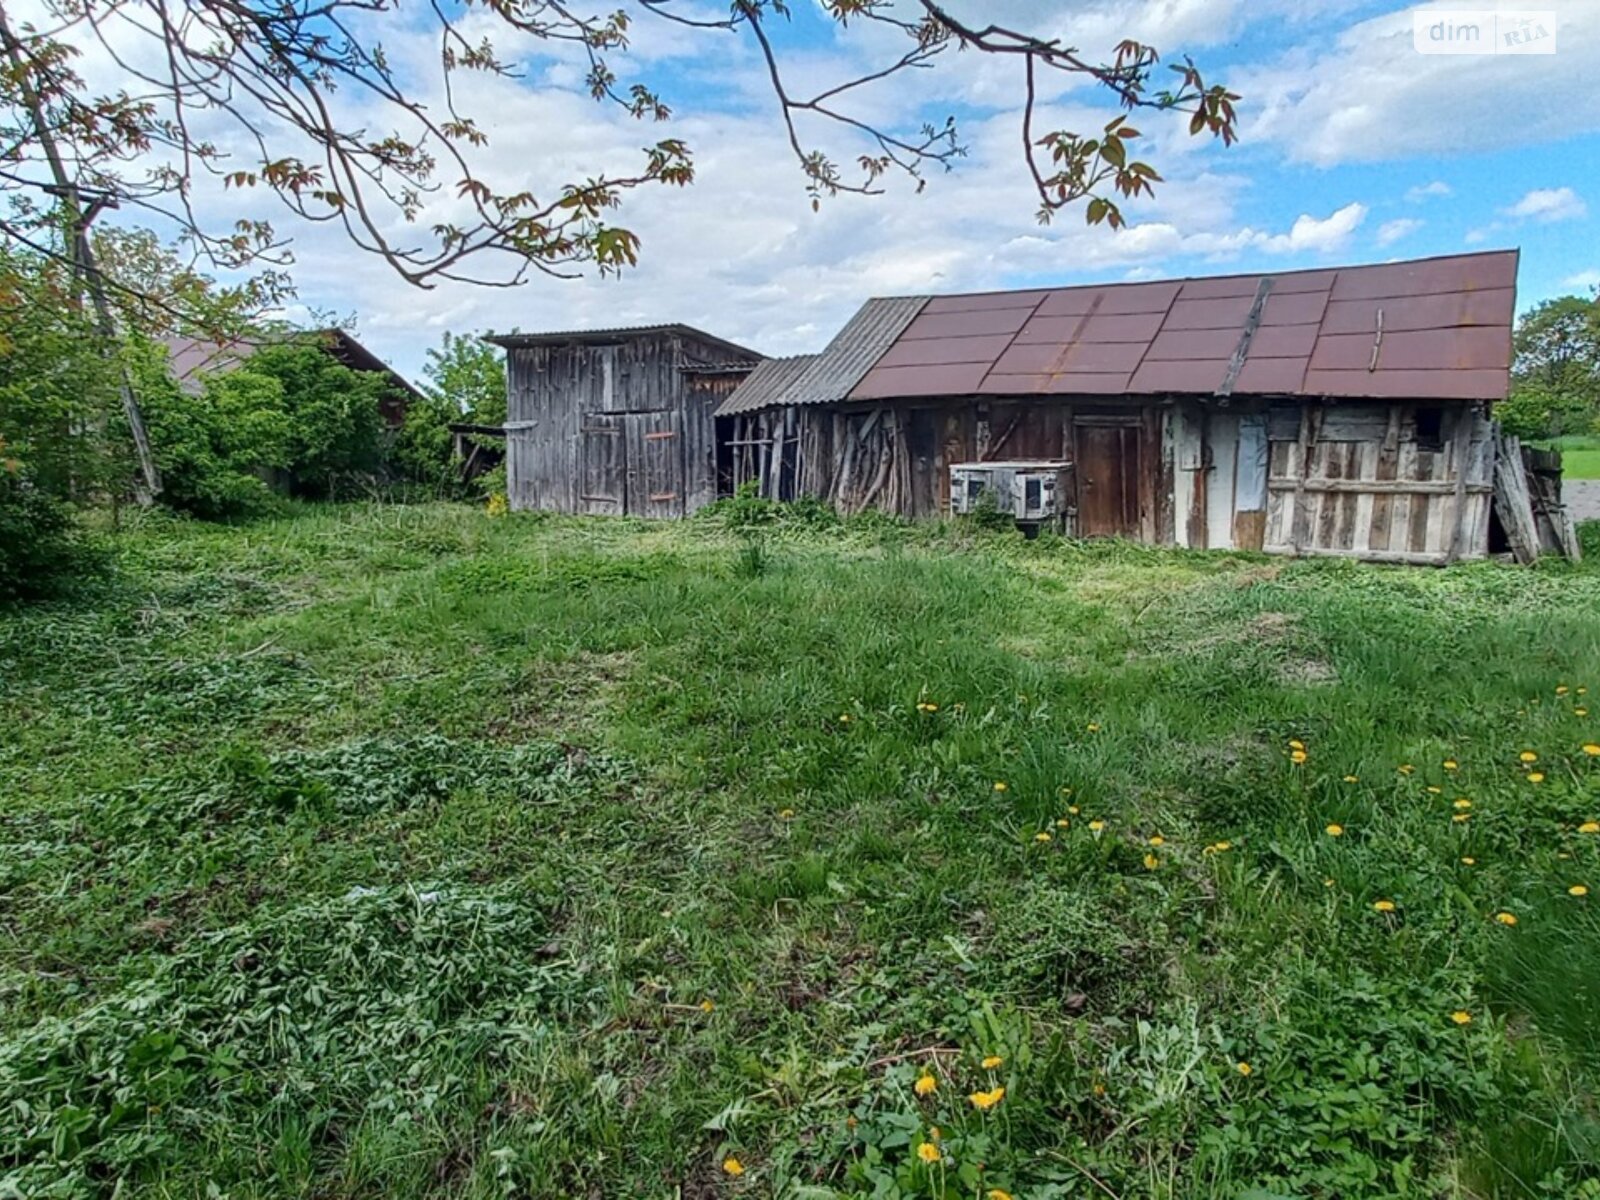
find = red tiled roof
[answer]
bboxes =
[849,250,1517,403]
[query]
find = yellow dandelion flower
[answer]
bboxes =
[1088,819,1105,833]
[1236,1061,1253,1076]
[1453,813,1471,823]
[1580,822,1600,834]
[1034,831,1052,843]
[1324,877,1336,888]
[988,1191,1014,1200]
[1453,798,1472,810]
[1583,743,1600,756]
[1450,1010,1472,1025]
[1205,840,1234,854]
[1557,686,1570,695]
[1143,853,1160,870]
[1290,749,1308,764]
[1325,823,1344,837]
[1520,751,1538,764]
[1494,911,1519,926]
[723,1157,745,1176]
[993,781,1008,792]
[839,713,852,724]
[914,1073,938,1096]
[968,1086,1005,1110]
[1289,739,1305,751]
[779,808,796,820]
[1426,786,1443,794]
[1569,885,1589,897]
[1443,759,1459,770]
[1148,835,1165,846]
[1373,899,1396,912]
[1068,804,1081,815]
[1056,818,1071,828]
[1528,772,1545,784]
[1398,764,1415,774]
[700,999,716,1013]
[1086,722,1101,732]
[916,1141,940,1164]
[1578,708,1591,717]
[1461,856,1476,865]
[982,1055,1004,1069]
[1060,786,1073,796]
[1343,774,1360,783]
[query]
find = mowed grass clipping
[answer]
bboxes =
[3,501,1600,1200]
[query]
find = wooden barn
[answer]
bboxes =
[491,325,759,517]
[717,250,1538,565]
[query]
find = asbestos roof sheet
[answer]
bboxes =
[714,296,927,417]
[715,354,817,416]
[847,250,1517,403]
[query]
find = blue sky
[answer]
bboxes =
[240,0,1600,378]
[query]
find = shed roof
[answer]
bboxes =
[714,296,926,417]
[485,323,761,363]
[716,355,817,416]
[850,250,1517,403]
[161,328,422,400]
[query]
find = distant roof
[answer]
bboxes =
[714,296,926,417]
[486,323,761,362]
[161,329,421,400]
[849,250,1517,403]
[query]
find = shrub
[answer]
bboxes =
[0,462,95,603]
[1497,382,1598,440]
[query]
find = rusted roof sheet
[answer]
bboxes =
[714,296,927,417]
[848,250,1517,403]
[716,354,817,416]
[487,323,762,362]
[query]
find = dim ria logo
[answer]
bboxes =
[1413,9,1556,53]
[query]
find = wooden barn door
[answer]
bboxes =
[623,411,684,519]
[579,414,625,515]
[1076,422,1141,537]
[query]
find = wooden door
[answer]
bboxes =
[623,411,683,518]
[579,413,625,515]
[1076,423,1141,537]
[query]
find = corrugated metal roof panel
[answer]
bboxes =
[714,355,817,416]
[846,250,1518,403]
[487,323,762,362]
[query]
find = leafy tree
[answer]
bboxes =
[0,2,1237,296]
[1507,295,1600,438]
[424,333,507,427]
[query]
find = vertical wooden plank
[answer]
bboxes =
[1352,441,1376,553]
[1443,403,1477,562]
[1204,411,1238,550]
[1289,403,1319,554]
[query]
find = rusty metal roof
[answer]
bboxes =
[849,250,1518,403]
[486,323,761,362]
[714,296,928,417]
[716,354,817,416]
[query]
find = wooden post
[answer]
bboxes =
[1443,403,1476,563]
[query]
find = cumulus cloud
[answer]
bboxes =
[1562,269,1600,290]
[1405,181,1452,202]
[1503,187,1587,222]
[1376,217,1424,246]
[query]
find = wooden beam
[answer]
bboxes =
[1267,478,1492,495]
[1443,403,1476,563]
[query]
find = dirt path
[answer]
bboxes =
[1567,480,1600,524]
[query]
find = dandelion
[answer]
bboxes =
[700,999,716,1013]
[1583,744,1600,756]
[1570,885,1589,897]
[916,702,940,714]
[1343,775,1360,783]
[1426,786,1442,795]
[1557,686,1570,695]
[1088,820,1105,833]
[779,808,796,820]
[1143,853,1160,870]
[982,1055,1004,1069]
[1056,818,1071,828]
[916,1141,941,1164]
[1581,822,1600,835]
[1205,841,1234,854]
[1034,831,1052,843]
[1453,798,1472,810]
[915,1073,938,1097]
[1086,722,1101,732]
[989,1191,1014,1200]
[1289,739,1305,751]
[1323,878,1336,888]
[1290,749,1308,764]
[1236,1061,1253,1076]
[1451,1011,1472,1026]
[1461,857,1477,865]
[1325,823,1344,837]
[723,1157,745,1176]
[1068,805,1081,815]
[1579,709,1591,717]
[1520,751,1538,764]
[969,1086,1005,1110]
[1443,759,1459,770]
[1149,835,1165,846]
[993,781,1008,792]
[839,713,852,724]
[1398,764,1415,775]
[1528,773,1545,784]
[1494,911,1519,926]
[1453,813,1471,824]
[1373,899,1396,912]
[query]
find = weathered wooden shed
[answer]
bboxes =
[490,325,760,517]
[717,251,1525,564]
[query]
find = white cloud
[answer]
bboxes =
[1257,202,1368,254]
[1376,217,1424,246]
[1503,186,1587,222]
[1563,269,1600,290]
[1405,181,1452,202]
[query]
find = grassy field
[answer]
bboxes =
[4,502,1600,1199]
[1539,436,1600,481]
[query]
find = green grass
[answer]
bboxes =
[1536,435,1600,480]
[4,501,1600,1199]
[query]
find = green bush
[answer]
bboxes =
[0,464,96,603]
[1498,381,1598,440]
